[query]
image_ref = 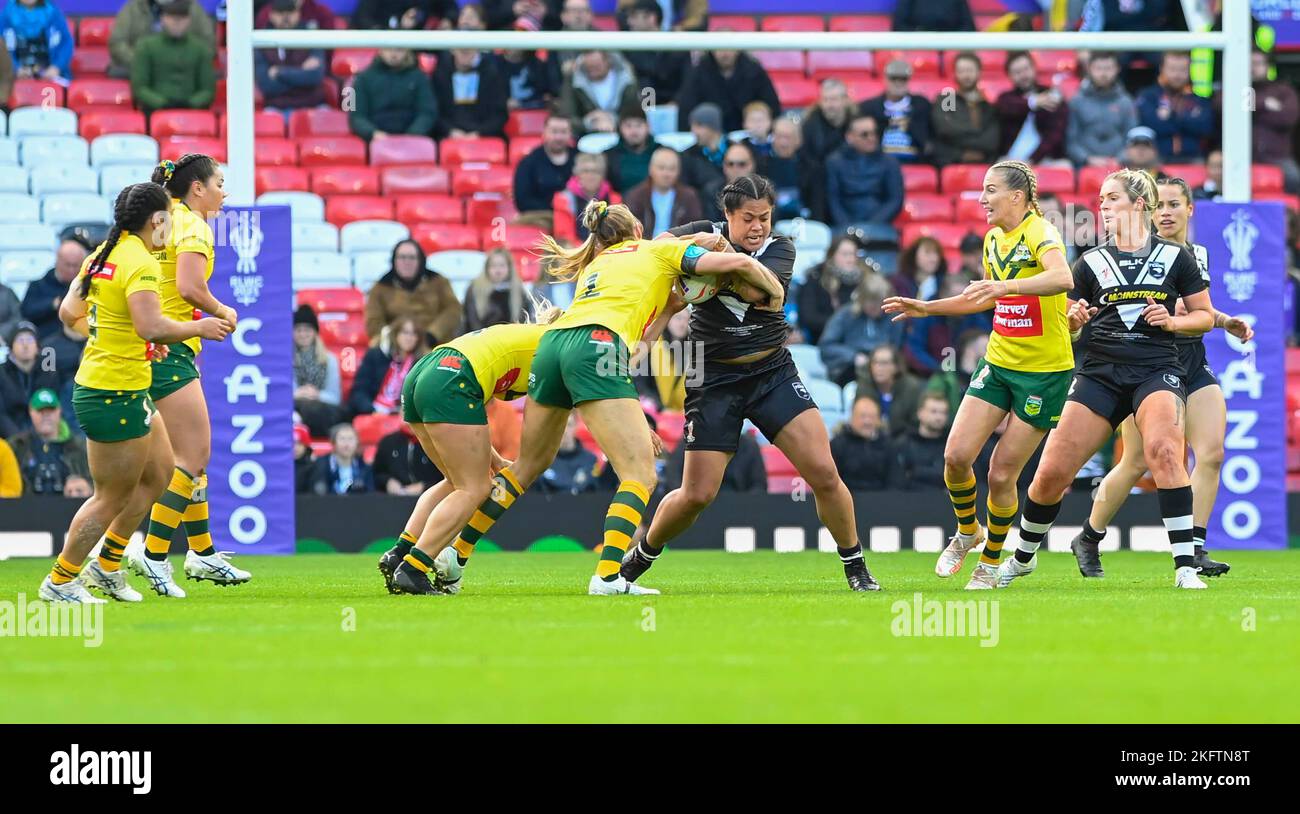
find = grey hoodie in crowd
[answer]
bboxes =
[1066,78,1137,166]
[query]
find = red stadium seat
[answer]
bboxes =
[299,135,367,167]
[298,287,366,316]
[899,194,954,224]
[901,222,979,251]
[761,445,798,476]
[1253,164,1284,193]
[806,50,875,79]
[513,251,541,283]
[78,110,146,140]
[352,414,405,446]
[655,412,686,451]
[1040,52,1078,76]
[320,77,341,107]
[982,77,1015,101]
[772,76,819,108]
[466,194,519,227]
[330,49,377,78]
[411,223,481,253]
[482,224,544,251]
[67,78,131,110]
[1078,164,1118,194]
[9,78,64,108]
[418,52,438,74]
[945,50,1008,77]
[505,108,549,138]
[1162,163,1207,188]
[838,74,884,102]
[508,135,542,164]
[395,194,463,224]
[592,15,618,32]
[255,166,310,195]
[221,110,286,139]
[254,138,298,167]
[78,16,114,46]
[288,107,350,138]
[954,194,986,223]
[439,137,507,165]
[319,313,368,350]
[160,136,226,163]
[829,15,891,32]
[72,47,111,75]
[150,109,217,139]
[451,166,514,196]
[907,76,950,101]
[940,163,987,194]
[370,135,438,166]
[324,195,393,226]
[1033,165,1076,194]
[761,15,826,32]
[311,166,381,195]
[901,164,938,194]
[875,50,941,77]
[708,15,757,31]
[380,165,451,195]
[1256,192,1300,212]
[753,51,806,74]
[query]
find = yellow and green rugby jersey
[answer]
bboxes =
[75,233,163,391]
[982,212,1073,373]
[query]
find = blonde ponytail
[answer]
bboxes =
[536,199,641,283]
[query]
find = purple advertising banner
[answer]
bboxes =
[1252,0,1300,49]
[200,205,295,555]
[1193,202,1287,550]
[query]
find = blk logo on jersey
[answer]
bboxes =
[992,295,1043,337]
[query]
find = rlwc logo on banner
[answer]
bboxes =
[230,211,265,307]
[1222,209,1260,302]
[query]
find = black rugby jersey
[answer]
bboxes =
[668,220,795,361]
[1173,242,1211,347]
[1071,234,1207,366]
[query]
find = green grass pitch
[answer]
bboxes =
[2,550,1298,723]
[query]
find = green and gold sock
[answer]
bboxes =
[50,555,83,585]
[597,480,650,580]
[183,473,214,557]
[453,468,522,566]
[97,530,130,573]
[403,547,435,573]
[945,473,979,537]
[393,530,418,557]
[981,498,1018,566]
[145,467,195,561]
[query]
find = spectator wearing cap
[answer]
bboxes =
[431,48,509,139]
[931,51,1000,167]
[292,305,346,439]
[0,322,60,438]
[766,116,817,221]
[861,60,933,164]
[553,153,622,243]
[255,0,338,30]
[293,423,315,493]
[1136,51,1213,162]
[349,48,438,141]
[674,49,781,133]
[996,51,1069,163]
[1122,126,1162,174]
[559,50,640,136]
[21,237,87,341]
[1252,49,1299,194]
[678,103,727,193]
[616,0,707,31]
[825,115,904,229]
[255,0,329,123]
[1067,51,1137,167]
[351,0,458,30]
[0,0,73,82]
[892,0,974,31]
[110,0,214,79]
[1194,149,1223,201]
[604,103,660,193]
[619,0,689,104]
[623,147,703,237]
[7,387,90,497]
[514,113,576,217]
[130,0,215,113]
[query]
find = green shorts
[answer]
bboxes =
[402,347,488,425]
[528,325,637,409]
[73,384,156,443]
[149,342,200,401]
[964,358,1071,430]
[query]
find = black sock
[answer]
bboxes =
[1014,497,1062,564]
[145,550,167,562]
[837,543,863,563]
[636,541,660,560]
[1081,520,1106,545]
[1192,525,1207,557]
[1158,486,1196,570]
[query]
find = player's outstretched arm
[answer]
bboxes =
[962,246,1073,306]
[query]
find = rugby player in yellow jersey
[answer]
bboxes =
[39,182,232,603]
[123,155,251,597]
[884,160,1075,589]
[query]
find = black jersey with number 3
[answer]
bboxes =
[1071,235,1207,366]
[668,220,796,361]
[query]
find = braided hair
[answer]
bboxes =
[990,160,1042,218]
[151,153,218,200]
[718,173,775,215]
[80,182,172,300]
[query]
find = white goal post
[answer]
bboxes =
[225,3,1252,207]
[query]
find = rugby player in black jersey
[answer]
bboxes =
[621,175,881,591]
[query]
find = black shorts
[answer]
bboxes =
[683,349,816,452]
[1067,359,1187,429]
[1177,341,1219,396]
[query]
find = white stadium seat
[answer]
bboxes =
[791,248,825,281]
[258,191,324,222]
[42,193,112,228]
[339,219,408,254]
[90,134,160,168]
[842,381,857,408]
[787,343,827,380]
[292,252,351,288]
[20,136,89,168]
[5,280,28,301]
[292,221,339,252]
[0,224,59,251]
[776,218,833,252]
[803,377,843,413]
[449,277,471,301]
[0,193,42,223]
[351,251,392,289]
[0,250,55,283]
[99,164,156,195]
[30,165,100,195]
[426,250,486,281]
[7,106,77,138]
[577,132,618,154]
[0,166,29,193]
[0,137,17,164]
[654,131,697,152]
[0,109,6,136]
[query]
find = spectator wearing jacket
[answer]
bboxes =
[307,423,374,495]
[794,236,869,344]
[351,0,457,30]
[615,0,707,31]
[996,51,1069,163]
[902,272,990,378]
[20,238,87,341]
[818,276,903,386]
[462,249,534,333]
[500,46,555,110]
[255,0,328,119]
[110,0,214,79]
[373,424,443,495]
[678,102,727,193]
[619,0,688,103]
[890,393,951,490]
[294,424,315,493]
[348,317,425,417]
[931,51,1000,167]
[364,239,462,346]
[558,50,639,136]
[130,0,214,112]
[1252,49,1300,193]
[256,0,337,30]
[857,344,924,438]
[552,153,622,244]
[513,113,575,215]
[892,0,974,31]
[860,60,932,164]
[7,387,90,496]
[0,0,72,82]
[623,147,703,238]
[603,104,658,194]
[0,282,21,344]
[825,116,904,228]
[0,322,60,439]
[830,396,893,491]
[1136,51,1213,162]
[543,0,596,85]
[349,48,438,140]
[765,117,817,221]
[675,49,781,133]
[1067,51,1137,167]
[431,48,508,139]
[292,306,345,438]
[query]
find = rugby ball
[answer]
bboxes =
[680,273,719,304]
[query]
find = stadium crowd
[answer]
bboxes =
[2,0,1300,500]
